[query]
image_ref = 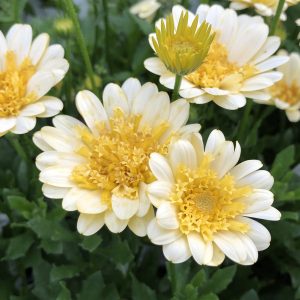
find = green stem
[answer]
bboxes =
[172,74,183,101]
[270,0,285,35]
[64,0,96,91]
[13,0,20,22]
[237,100,253,143]
[102,0,111,72]
[6,134,28,162]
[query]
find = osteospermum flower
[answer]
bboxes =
[130,0,161,22]
[151,11,215,75]
[266,51,300,122]
[147,130,280,265]
[230,0,299,19]
[33,78,201,237]
[145,5,288,110]
[0,24,69,136]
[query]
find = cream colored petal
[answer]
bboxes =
[229,160,263,180]
[39,44,65,66]
[244,207,281,221]
[166,99,189,134]
[75,90,108,135]
[147,181,173,207]
[111,195,139,220]
[144,57,168,75]
[128,207,154,237]
[121,77,141,108]
[104,210,128,233]
[286,109,300,123]
[205,129,225,154]
[62,187,82,211]
[36,96,63,118]
[77,189,108,214]
[242,189,274,213]
[149,153,174,183]
[77,213,105,236]
[207,243,225,266]
[0,117,16,133]
[241,76,273,92]
[103,83,130,117]
[32,131,53,151]
[255,56,289,73]
[147,219,182,245]
[162,236,191,264]
[136,183,151,217]
[236,170,274,190]
[29,33,50,65]
[40,166,74,188]
[42,184,69,199]
[214,94,246,110]
[52,114,87,137]
[20,103,45,117]
[11,116,36,134]
[252,37,281,64]
[156,202,179,230]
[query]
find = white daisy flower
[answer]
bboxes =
[130,0,161,22]
[33,78,201,237]
[147,130,280,265]
[144,5,289,110]
[267,51,300,122]
[0,24,69,136]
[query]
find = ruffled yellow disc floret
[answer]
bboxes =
[270,80,300,105]
[170,155,252,242]
[152,12,215,75]
[0,51,36,117]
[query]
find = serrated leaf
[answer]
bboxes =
[7,196,35,219]
[5,232,34,260]
[80,235,102,252]
[198,293,218,300]
[79,271,105,300]
[57,282,72,300]
[131,275,156,300]
[191,269,207,288]
[50,265,80,282]
[240,289,259,300]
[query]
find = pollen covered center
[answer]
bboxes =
[0,51,36,117]
[170,155,251,242]
[186,41,256,90]
[270,80,300,105]
[71,108,170,204]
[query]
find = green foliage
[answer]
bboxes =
[0,0,299,299]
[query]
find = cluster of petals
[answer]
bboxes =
[145,4,289,110]
[0,24,69,136]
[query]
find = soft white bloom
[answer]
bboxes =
[130,0,161,22]
[33,78,201,237]
[265,51,300,122]
[0,24,69,136]
[147,130,280,265]
[145,5,288,110]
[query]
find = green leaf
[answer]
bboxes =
[7,195,35,219]
[166,262,190,296]
[131,275,156,300]
[57,282,72,300]
[41,239,63,254]
[271,145,295,180]
[80,235,102,252]
[200,265,237,294]
[4,232,34,260]
[130,14,153,35]
[191,269,207,288]
[50,265,80,282]
[240,289,259,300]
[79,271,105,300]
[198,293,218,300]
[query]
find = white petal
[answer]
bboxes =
[103,83,130,117]
[36,96,63,118]
[38,59,69,82]
[189,94,212,104]
[179,87,204,98]
[242,189,274,213]
[236,170,274,190]
[136,183,151,217]
[52,115,86,137]
[166,99,189,133]
[169,139,198,171]
[207,243,225,266]
[244,207,281,221]
[149,153,174,183]
[0,30,7,70]
[156,202,179,230]
[147,181,173,207]
[230,160,263,180]
[256,56,289,72]
[187,233,213,265]
[77,213,104,236]
[286,109,300,122]
[62,187,81,211]
[32,131,53,151]
[11,116,36,134]
[241,76,273,92]
[39,44,65,66]
[76,90,108,135]
[104,210,128,233]
[121,77,141,108]
[177,124,202,139]
[76,189,108,214]
[205,129,225,154]
[162,236,191,263]
[42,184,69,199]
[252,37,281,64]
[203,88,230,96]
[29,33,50,65]
[144,57,168,75]
[147,219,182,245]
[20,103,45,117]
[0,117,16,132]
[111,195,139,220]
[128,207,154,237]
[214,94,246,110]
[40,166,74,188]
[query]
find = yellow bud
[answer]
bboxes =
[54,17,74,36]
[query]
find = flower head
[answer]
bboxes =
[130,0,161,22]
[54,17,74,36]
[147,130,280,265]
[0,24,69,136]
[266,51,300,122]
[33,78,200,237]
[145,5,288,110]
[152,12,215,75]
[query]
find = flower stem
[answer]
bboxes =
[64,0,96,91]
[6,134,28,162]
[172,74,183,101]
[270,0,285,35]
[102,0,111,73]
[237,100,253,143]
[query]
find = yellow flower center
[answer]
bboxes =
[170,155,251,242]
[251,0,277,7]
[153,12,215,75]
[0,51,36,117]
[71,108,171,205]
[270,80,300,106]
[186,41,256,90]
